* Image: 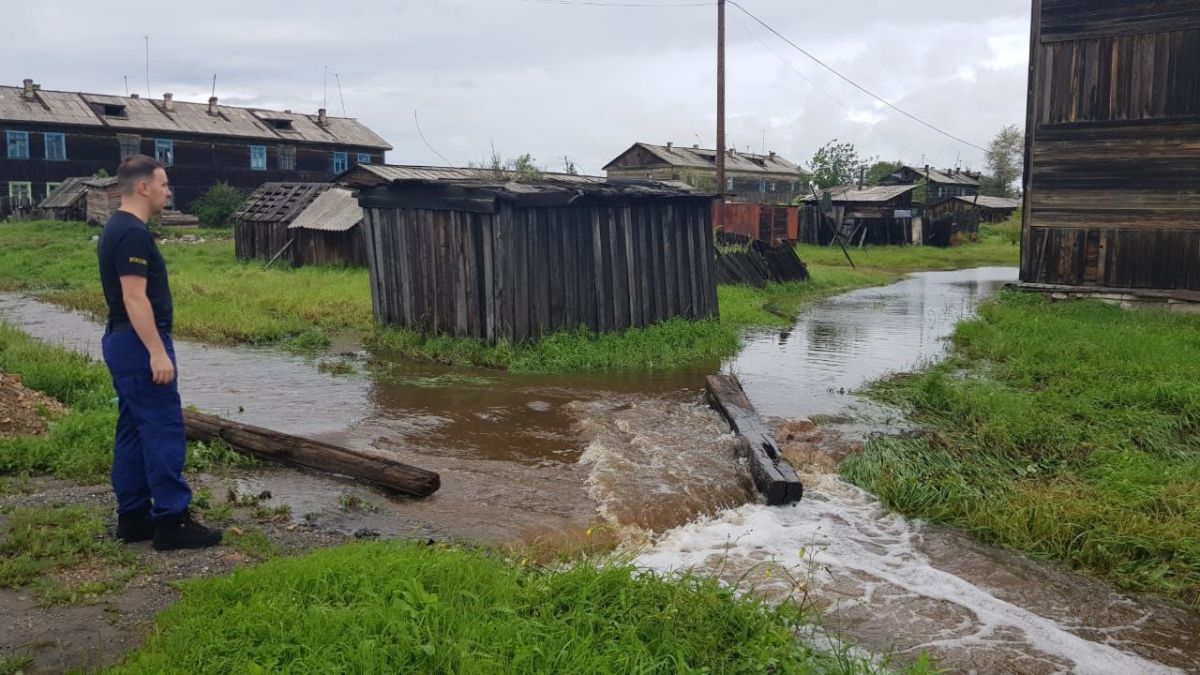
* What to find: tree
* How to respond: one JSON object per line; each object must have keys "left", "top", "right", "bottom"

{"left": 807, "top": 140, "right": 869, "bottom": 190}
{"left": 189, "top": 182, "right": 245, "bottom": 228}
{"left": 468, "top": 143, "right": 545, "bottom": 182}
{"left": 982, "top": 124, "right": 1024, "bottom": 197}
{"left": 864, "top": 160, "right": 904, "bottom": 186}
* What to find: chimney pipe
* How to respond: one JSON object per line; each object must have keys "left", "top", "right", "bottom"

{"left": 22, "top": 79, "right": 34, "bottom": 98}
{"left": 208, "top": 96, "right": 218, "bottom": 115}
{"left": 163, "top": 92, "right": 174, "bottom": 112}
{"left": 131, "top": 93, "right": 139, "bottom": 99}
{"left": 768, "top": 151, "right": 776, "bottom": 160}
{"left": 666, "top": 141, "right": 673, "bottom": 152}
{"left": 317, "top": 108, "right": 328, "bottom": 125}
{"left": 692, "top": 143, "right": 699, "bottom": 149}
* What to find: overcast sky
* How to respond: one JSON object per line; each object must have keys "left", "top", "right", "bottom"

{"left": 4, "top": 0, "right": 1030, "bottom": 174}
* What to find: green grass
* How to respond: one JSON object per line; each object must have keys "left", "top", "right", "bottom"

{"left": 1, "top": 221, "right": 1016, "bottom": 373}
{"left": 843, "top": 292, "right": 1200, "bottom": 605}
{"left": 110, "top": 541, "right": 931, "bottom": 674}
{"left": 0, "top": 505, "right": 134, "bottom": 604}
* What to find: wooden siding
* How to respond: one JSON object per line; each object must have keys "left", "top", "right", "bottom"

{"left": 1022, "top": 0, "right": 1200, "bottom": 290}
{"left": 291, "top": 228, "right": 367, "bottom": 267}
{"left": 362, "top": 200, "right": 718, "bottom": 344}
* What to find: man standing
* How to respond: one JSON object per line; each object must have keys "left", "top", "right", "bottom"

{"left": 98, "top": 154, "right": 221, "bottom": 550}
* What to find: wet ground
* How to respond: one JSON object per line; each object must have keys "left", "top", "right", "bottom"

{"left": 3, "top": 267, "right": 1199, "bottom": 674}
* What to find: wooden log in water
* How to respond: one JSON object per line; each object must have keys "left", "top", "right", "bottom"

{"left": 183, "top": 410, "right": 440, "bottom": 498}
{"left": 705, "top": 375, "right": 803, "bottom": 506}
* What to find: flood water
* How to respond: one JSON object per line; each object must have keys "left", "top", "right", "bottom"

{"left": 3, "top": 266, "right": 1198, "bottom": 674}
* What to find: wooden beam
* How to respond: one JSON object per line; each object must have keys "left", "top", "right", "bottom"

{"left": 704, "top": 375, "right": 803, "bottom": 505}
{"left": 183, "top": 410, "right": 440, "bottom": 498}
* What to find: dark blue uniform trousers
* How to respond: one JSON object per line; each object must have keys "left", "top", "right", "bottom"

{"left": 102, "top": 329, "right": 192, "bottom": 520}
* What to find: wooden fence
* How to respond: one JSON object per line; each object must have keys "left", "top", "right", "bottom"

{"left": 713, "top": 232, "right": 810, "bottom": 287}
{"left": 358, "top": 181, "right": 718, "bottom": 344}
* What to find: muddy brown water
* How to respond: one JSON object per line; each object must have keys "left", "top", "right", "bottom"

{"left": 4, "top": 267, "right": 1199, "bottom": 674}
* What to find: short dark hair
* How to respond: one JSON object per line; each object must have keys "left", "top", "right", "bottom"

{"left": 117, "top": 154, "right": 165, "bottom": 193}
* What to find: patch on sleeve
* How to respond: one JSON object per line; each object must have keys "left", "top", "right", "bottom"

{"left": 128, "top": 256, "right": 147, "bottom": 265}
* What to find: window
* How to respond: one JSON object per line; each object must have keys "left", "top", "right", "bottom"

{"left": 357, "top": 152, "right": 372, "bottom": 165}
{"left": 769, "top": 182, "right": 776, "bottom": 192}
{"left": 250, "top": 145, "right": 267, "bottom": 171}
{"left": 46, "top": 182, "right": 62, "bottom": 199}
{"left": 725, "top": 177, "right": 734, "bottom": 191}
{"left": 118, "top": 134, "right": 141, "bottom": 160}
{"left": 154, "top": 139, "right": 174, "bottom": 167}
{"left": 44, "top": 132, "right": 66, "bottom": 161}
{"left": 279, "top": 145, "right": 296, "bottom": 171}
{"left": 8, "top": 182, "right": 33, "bottom": 207}
{"left": 6, "top": 131, "right": 29, "bottom": 159}
{"left": 332, "top": 151, "right": 348, "bottom": 174}
{"left": 937, "top": 186, "right": 944, "bottom": 198}
{"left": 267, "top": 119, "right": 293, "bottom": 131}
{"left": 102, "top": 104, "right": 127, "bottom": 117}
{"left": 758, "top": 178, "right": 766, "bottom": 193}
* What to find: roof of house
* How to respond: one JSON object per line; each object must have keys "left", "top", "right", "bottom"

{"left": 37, "top": 176, "right": 91, "bottom": 209}
{"left": 806, "top": 184, "right": 917, "bottom": 204}
{"left": 350, "top": 175, "right": 710, "bottom": 213}
{"left": 232, "top": 183, "right": 334, "bottom": 223}
{"left": 337, "top": 163, "right": 609, "bottom": 186}
{"left": 0, "top": 83, "right": 391, "bottom": 150}
{"left": 953, "top": 195, "right": 1021, "bottom": 209}
{"left": 898, "top": 166, "right": 981, "bottom": 186}
{"left": 603, "top": 142, "right": 807, "bottom": 176}
{"left": 288, "top": 187, "right": 362, "bottom": 232}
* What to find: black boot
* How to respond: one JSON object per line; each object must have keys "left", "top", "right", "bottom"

{"left": 153, "top": 509, "right": 223, "bottom": 551}
{"left": 116, "top": 508, "right": 155, "bottom": 543}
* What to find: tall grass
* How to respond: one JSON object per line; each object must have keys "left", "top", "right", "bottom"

{"left": 843, "top": 292, "right": 1200, "bottom": 605}
{"left": 110, "top": 541, "right": 931, "bottom": 674}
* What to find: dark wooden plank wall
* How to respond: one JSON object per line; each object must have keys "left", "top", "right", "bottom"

{"left": 361, "top": 200, "right": 718, "bottom": 343}
{"left": 1022, "top": 0, "right": 1200, "bottom": 290}
{"left": 291, "top": 228, "right": 367, "bottom": 267}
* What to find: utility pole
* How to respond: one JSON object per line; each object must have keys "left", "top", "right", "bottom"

{"left": 715, "top": 0, "right": 726, "bottom": 228}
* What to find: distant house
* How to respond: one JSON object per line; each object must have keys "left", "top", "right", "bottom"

{"left": 930, "top": 195, "right": 1021, "bottom": 224}
{"left": 604, "top": 142, "right": 808, "bottom": 204}
{"left": 801, "top": 184, "right": 917, "bottom": 246}
{"left": 0, "top": 79, "right": 390, "bottom": 217}
{"left": 881, "top": 165, "right": 981, "bottom": 201}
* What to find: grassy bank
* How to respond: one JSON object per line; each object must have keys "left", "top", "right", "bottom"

{"left": 0, "top": 221, "right": 1017, "bottom": 372}
{"left": 843, "top": 293, "right": 1200, "bottom": 606}
{"left": 110, "top": 541, "right": 926, "bottom": 674}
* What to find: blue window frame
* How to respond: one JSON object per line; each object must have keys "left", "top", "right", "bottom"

{"left": 44, "top": 133, "right": 66, "bottom": 161}
{"left": 332, "top": 151, "right": 348, "bottom": 174}
{"left": 357, "top": 153, "right": 371, "bottom": 165}
{"left": 154, "top": 139, "right": 174, "bottom": 167}
{"left": 6, "top": 131, "right": 29, "bottom": 159}
{"left": 250, "top": 145, "right": 267, "bottom": 171}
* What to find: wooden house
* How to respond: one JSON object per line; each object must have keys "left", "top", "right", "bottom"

{"left": 604, "top": 142, "right": 809, "bottom": 205}
{"left": 345, "top": 175, "right": 718, "bottom": 344}
{"left": 1021, "top": 0, "right": 1200, "bottom": 296}
{"left": 800, "top": 184, "right": 917, "bottom": 246}
{"left": 881, "top": 165, "right": 982, "bottom": 202}
{"left": 1, "top": 79, "right": 390, "bottom": 218}
{"left": 287, "top": 187, "right": 366, "bottom": 267}
{"left": 232, "top": 183, "right": 333, "bottom": 262}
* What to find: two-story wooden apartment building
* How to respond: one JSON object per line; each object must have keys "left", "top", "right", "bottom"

{"left": 604, "top": 142, "right": 809, "bottom": 204}
{"left": 881, "top": 165, "right": 981, "bottom": 202}
{"left": 1, "top": 79, "right": 391, "bottom": 216}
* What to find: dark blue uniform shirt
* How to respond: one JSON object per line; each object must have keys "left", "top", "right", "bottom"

{"left": 97, "top": 211, "right": 173, "bottom": 331}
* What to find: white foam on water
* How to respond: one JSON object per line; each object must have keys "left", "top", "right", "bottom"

{"left": 635, "top": 474, "right": 1183, "bottom": 675}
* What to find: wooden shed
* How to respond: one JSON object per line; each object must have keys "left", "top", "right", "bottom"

{"left": 83, "top": 177, "right": 120, "bottom": 225}
{"left": 1022, "top": 0, "right": 1200, "bottom": 293}
{"left": 287, "top": 187, "right": 366, "bottom": 267}
{"left": 800, "top": 184, "right": 917, "bottom": 246}
{"left": 350, "top": 177, "right": 718, "bottom": 344}
{"left": 232, "top": 182, "right": 331, "bottom": 262}
{"left": 36, "top": 176, "right": 91, "bottom": 221}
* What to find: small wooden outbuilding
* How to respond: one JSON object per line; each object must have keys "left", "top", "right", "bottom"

{"left": 347, "top": 176, "right": 718, "bottom": 344}
{"left": 287, "top": 187, "right": 366, "bottom": 267}
{"left": 83, "top": 177, "right": 120, "bottom": 225}
{"left": 36, "top": 176, "right": 91, "bottom": 221}
{"left": 232, "top": 183, "right": 332, "bottom": 262}
{"left": 800, "top": 184, "right": 917, "bottom": 246}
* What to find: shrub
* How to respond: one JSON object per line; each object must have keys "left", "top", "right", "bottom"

{"left": 189, "top": 182, "right": 245, "bottom": 228}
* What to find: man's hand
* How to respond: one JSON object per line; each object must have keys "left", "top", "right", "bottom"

{"left": 150, "top": 351, "right": 176, "bottom": 385}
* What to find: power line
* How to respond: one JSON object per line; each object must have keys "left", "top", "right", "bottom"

{"left": 727, "top": 0, "right": 986, "bottom": 153}
{"left": 414, "top": 109, "right": 454, "bottom": 167}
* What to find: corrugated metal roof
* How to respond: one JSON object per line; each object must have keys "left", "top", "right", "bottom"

{"left": 908, "top": 166, "right": 981, "bottom": 186}
{"left": 288, "top": 188, "right": 362, "bottom": 232}
{"left": 233, "top": 183, "right": 333, "bottom": 223}
{"left": 808, "top": 184, "right": 916, "bottom": 203}
{"left": 337, "top": 164, "right": 609, "bottom": 186}
{"left": 954, "top": 195, "right": 1021, "bottom": 209}
{"left": 0, "top": 85, "right": 391, "bottom": 150}
{"left": 37, "top": 176, "right": 91, "bottom": 209}
{"left": 603, "top": 142, "right": 807, "bottom": 176}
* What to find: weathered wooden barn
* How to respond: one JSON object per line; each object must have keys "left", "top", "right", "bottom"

{"left": 287, "top": 187, "right": 366, "bottom": 267}
{"left": 36, "top": 175, "right": 90, "bottom": 221}
{"left": 347, "top": 176, "right": 718, "bottom": 344}
{"left": 800, "top": 185, "right": 917, "bottom": 246}
{"left": 83, "top": 177, "right": 120, "bottom": 224}
{"left": 232, "top": 183, "right": 332, "bottom": 262}
{"left": 1, "top": 79, "right": 390, "bottom": 217}
{"left": 1022, "top": 0, "right": 1200, "bottom": 294}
